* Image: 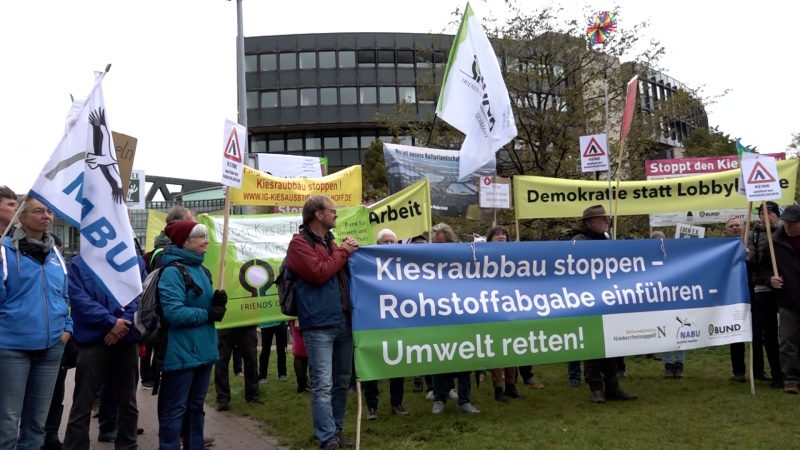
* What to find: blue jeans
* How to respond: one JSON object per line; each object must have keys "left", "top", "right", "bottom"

{"left": 158, "top": 365, "right": 213, "bottom": 450}
{"left": 0, "top": 340, "right": 65, "bottom": 450}
{"left": 303, "top": 324, "right": 353, "bottom": 448}
{"left": 567, "top": 361, "right": 582, "bottom": 381}
{"left": 663, "top": 351, "right": 685, "bottom": 364}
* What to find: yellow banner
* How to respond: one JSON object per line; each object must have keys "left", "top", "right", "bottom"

{"left": 514, "top": 159, "right": 798, "bottom": 219}
{"left": 231, "top": 165, "right": 362, "bottom": 207}
{"left": 368, "top": 178, "right": 431, "bottom": 242}
{"left": 145, "top": 210, "right": 167, "bottom": 251}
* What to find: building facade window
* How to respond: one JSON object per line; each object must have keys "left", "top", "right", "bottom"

{"left": 320, "top": 87, "right": 337, "bottom": 105}
{"left": 339, "top": 50, "right": 355, "bottom": 68}
{"left": 246, "top": 91, "right": 258, "bottom": 109}
{"left": 300, "top": 88, "right": 318, "bottom": 106}
{"left": 269, "top": 136, "right": 285, "bottom": 152}
{"left": 397, "top": 50, "right": 414, "bottom": 68}
{"left": 323, "top": 136, "right": 340, "bottom": 149}
{"left": 341, "top": 133, "right": 359, "bottom": 149}
{"left": 279, "top": 52, "right": 296, "bottom": 70}
{"left": 261, "top": 91, "right": 278, "bottom": 108}
{"left": 260, "top": 53, "right": 277, "bottom": 71}
{"left": 340, "top": 87, "right": 357, "bottom": 105}
{"left": 359, "top": 86, "right": 377, "bottom": 104}
{"left": 286, "top": 133, "right": 303, "bottom": 151}
{"left": 280, "top": 89, "right": 298, "bottom": 107}
{"left": 245, "top": 54, "right": 258, "bottom": 73}
{"left": 379, "top": 86, "right": 397, "bottom": 104}
{"left": 299, "top": 52, "right": 316, "bottom": 69}
{"left": 378, "top": 50, "right": 395, "bottom": 68}
{"left": 319, "top": 51, "right": 336, "bottom": 68}
{"left": 398, "top": 86, "right": 416, "bottom": 103}
{"left": 357, "top": 49, "right": 376, "bottom": 67}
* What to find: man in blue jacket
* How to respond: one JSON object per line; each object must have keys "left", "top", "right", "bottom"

{"left": 62, "top": 253, "right": 147, "bottom": 450}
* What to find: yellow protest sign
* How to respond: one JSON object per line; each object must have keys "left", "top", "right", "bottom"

{"left": 514, "top": 159, "right": 798, "bottom": 219}
{"left": 231, "top": 165, "right": 362, "bottom": 207}
{"left": 145, "top": 210, "right": 167, "bottom": 251}
{"left": 368, "top": 178, "right": 431, "bottom": 241}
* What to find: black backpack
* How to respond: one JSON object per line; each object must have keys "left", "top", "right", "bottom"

{"left": 277, "top": 259, "right": 298, "bottom": 316}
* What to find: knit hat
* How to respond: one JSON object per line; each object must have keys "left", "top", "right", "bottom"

{"left": 164, "top": 220, "right": 199, "bottom": 248}
{"left": 757, "top": 201, "right": 781, "bottom": 218}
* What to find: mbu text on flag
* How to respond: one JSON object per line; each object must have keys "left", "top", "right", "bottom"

{"left": 29, "top": 72, "right": 142, "bottom": 307}
{"left": 436, "top": 2, "right": 517, "bottom": 181}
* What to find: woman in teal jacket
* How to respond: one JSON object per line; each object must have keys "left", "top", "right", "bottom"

{"left": 156, "top": 220, "right": 227, "bottom": 450}
{"left": 0, "top": 196, "right": 72, "bottom": 450}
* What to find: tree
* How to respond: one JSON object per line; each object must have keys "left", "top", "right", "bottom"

{"left": 376, "top": 1, "right": 716, "bottom": 240}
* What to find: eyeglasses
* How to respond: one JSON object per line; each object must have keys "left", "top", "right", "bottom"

{"left": 321, "top": 207, "right": 338, "bottom": 216}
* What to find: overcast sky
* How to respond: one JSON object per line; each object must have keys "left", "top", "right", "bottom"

{"left": 1, "top": 0, "right": 796, "bottom": 193}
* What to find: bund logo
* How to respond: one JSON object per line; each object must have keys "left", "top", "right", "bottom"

{"left": 708, "top": 322, "right": 742, "bottom": 336}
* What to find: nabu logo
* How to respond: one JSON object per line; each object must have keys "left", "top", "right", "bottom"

{"left": 675, "top": 316, "right": 700, "bottom": 339}
{"left": 470, "top": 55, "right": 496, "bottom": 132}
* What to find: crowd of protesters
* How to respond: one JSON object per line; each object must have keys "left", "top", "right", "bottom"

{"left": 1, "top": 187, "right": 798, "bottom": 450}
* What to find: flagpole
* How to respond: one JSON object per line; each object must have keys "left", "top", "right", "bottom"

{"left": 216, "top": 188, "right": 233, "bottom": 289}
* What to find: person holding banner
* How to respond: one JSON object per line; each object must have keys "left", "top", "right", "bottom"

{"left": 363, "top": 229, "right": 410, "bottom": 420}
{"left": 0, "top": 196, "right": 72, "bottom": 450}
{"left": 571, "top": 205, "right": 637, "bottom": 403}
{"left": 725, "top": 216, "right": 755, "bottom": 383}
{"left": 286, "top": 195, "right": 359, "bottom": 450}
{"left": 747, "top": 202, "right": 784, "bottom": 388}
{"left": 430, "top": 223, "right": 480, "bottom": 415}
{"left": 484, "top": 226, "right": 524, "bottom": 402}
{"left": 763, "top": 205, "right": 800, "bottom": 394}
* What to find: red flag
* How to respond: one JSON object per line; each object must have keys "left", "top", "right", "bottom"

{"left": 619, "top": 75, "right": 639, "bottom": 141}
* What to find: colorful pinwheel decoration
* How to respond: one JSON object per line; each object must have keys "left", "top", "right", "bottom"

{"left": 587, "top": 11, "right": 617, "bottom": 45}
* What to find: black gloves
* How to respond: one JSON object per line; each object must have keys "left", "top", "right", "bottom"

{"left": 212, "top": 290, "right": 228, "bottom": 306}
{"left": 208, "top": 290, "right": 228, "bottom": 323}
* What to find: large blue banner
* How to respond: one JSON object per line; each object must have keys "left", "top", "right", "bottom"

{"left": 349, "top": 239, "right": 751, "bottom": 381}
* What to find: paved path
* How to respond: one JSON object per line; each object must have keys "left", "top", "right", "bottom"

{"left": 60, "top": 371, "right": 285, "bottom": 449}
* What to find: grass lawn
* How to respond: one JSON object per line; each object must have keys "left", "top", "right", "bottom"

{"left": 211, "top": 345, "right": 798, "bottom": 449}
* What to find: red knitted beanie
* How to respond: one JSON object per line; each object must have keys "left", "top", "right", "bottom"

{"left": 164, "top": 220, "right": 199, "bottom": 248}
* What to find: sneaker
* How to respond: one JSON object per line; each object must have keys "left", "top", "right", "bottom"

{"left": 141, "top": 382, "right": 154, "bottom": 390}
{"left": 590, "top": 390, "right": 606, "bottom": 404}
{"left": 431, "top": 401, "right": 445, "bottom": 414}
{"left": 204, "top": 437, "right": 216, "bottom": 447}
{"left": 366, "top": 407, "right": 378, "bottom": 420}
{"left": 448, "top": 388, "right": 458, "bottom": 400}
{"left": 664, "top": 363, "right": 675, "bottom": 378}
{"left": 324, "top": 440, "right": 340, "bottom": 450}
{"left": 215, "top": 403, "right": 229, "bottom": 412}
{"left": 568, "top": 379, "right": 580, "bottom": 389}
{"left": 458, "top": 402, "right": 480, "bottom": 414}
{"left": 731, "top": 374, "right": 746, "bottom": 383}
{"left": 278, "top": 375, "right": 288, "bottom": 382}
{"left": 97, "top": 433, "right": 117, "bottom": 442}
{"left": 525, "top": 378, "right": 546, "bottom": 389}
{"left": 258, "top": 378, "right": 267, "bottom": 384}
{"left": 784, "top": 383, "right": 799, "bottom": 395}
{"left": 770, "top": 379, "right": 784, "bottom": 389}
{"left": 246, "top": 398, "right": 264, "bottom": 405}
{"left": 673, "top": 363, "right": 684, "bottom": 379}
{"left": 755, "top": 373, "right": 772, "bottom": 381}
{"left": 335, "top": 431, "right": 352, "bottom": 448}
{"left": 391, "top": 404, "right": 410, "bottom": 416}
{"left": 425, "top": 390, "right": 434, "bottom": 401}
{"left": 137, "top": 428, "right": 144, "bottom": 435}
